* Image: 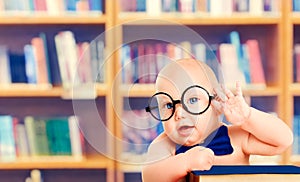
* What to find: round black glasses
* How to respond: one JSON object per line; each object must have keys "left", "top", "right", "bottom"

{"left": 145, "top": 85, "right": 215, "bottom": 121}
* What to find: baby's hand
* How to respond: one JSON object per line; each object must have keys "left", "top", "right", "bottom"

{"left": 211, "top": 82, "right": 251, "bottom": 126}
{"left": 184, "top": 146, "right": 214, "bottom": 171}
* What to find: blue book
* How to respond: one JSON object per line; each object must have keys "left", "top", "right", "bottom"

{"left": 136, "top": 0, "right": 146, "bottom": 11}
{"left": 24, "top": 44, "right": 37, "bottom": 84}
{"left": 65, "top": 0, "right": 78, "bottom": 11}
{"left": 0, "top": 115, "right": 16, "bottom": 162}
{"left": 293, "top": 115, "right": 299, "bottom": 155}
{"left": 88, "top": 0, "right": 103, "bottom": 12}
{"left": 228, "top": 31, "right": 251, "bottom": 84}
{"left": 9, "top": 53, "right": 27, "bottom": 83}
{"left": 294, "top": 0, "right": 300, "bottom": 12}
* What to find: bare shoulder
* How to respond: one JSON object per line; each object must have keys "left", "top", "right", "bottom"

{"left": 146, "top": 132, "right": 175, "bottom": 163}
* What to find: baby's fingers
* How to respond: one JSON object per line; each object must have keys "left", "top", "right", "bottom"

{"left": 211, "top": 100, "right": 224, "bottom": 115}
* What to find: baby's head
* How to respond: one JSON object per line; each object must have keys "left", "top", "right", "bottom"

{"left": 152, "top": 58, "right": 220, "bottom": 146}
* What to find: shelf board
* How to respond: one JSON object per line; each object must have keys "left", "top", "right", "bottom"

{"left": 117, "top": 12, "right": 281, "bottom": 25}
{"left": 0, "top": 155, "right": 113, "bottom": 169}
{"left": 0, "top": 83, "right": 108, "bottom": 97}
{"left": 0, "top": 13, "right": 107, "bottom": 24}
{"left": 119, "top": 84, "right": 280, "bottom": 97}
{"left": 291, "top": 12, "right": 300, "bottom": 24}
{"left": 289, "top": 84, "right": 300, "bottom": 95}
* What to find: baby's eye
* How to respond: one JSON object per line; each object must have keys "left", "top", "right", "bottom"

{"left": 163, "top": 102, "right": 173, "bottom": 109}
{"left": 188, "top": 97, "right": 199, "bottom": 104}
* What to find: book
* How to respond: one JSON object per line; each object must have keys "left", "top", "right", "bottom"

{"left": 245, "top": 39, "right": 266, "bottom": 87}
{"left": 15, "top": 123, "right": 30, "bottom": 157}
{"left": 24, "top": 116, "right": 49, "bottom": 156}
{"left": 68, "top": 116, "right": 84, "bottom": 158}
{"left": 0, "top": 115, "right": 16, "bottom": 162}
{"left": 0, "top": 45, "right": 11, "bottom": 85}
{"left": 294, "top": 44, "right": 300, "bottom": 83}
{"left": 249, "top": 0, "right": 263, "bottom": 15}
{"left": 146, "top": 0, "right": 161, "bottom": 16}
{"left": 46, "top": 117, "right": 71, "bottom": 155}
{"left": 193, "top": 43, "right": 206, "bottom": 62}
{"left": 196, "top": 0, "right": 207, "bottom": 13}
{"left": 228, "top": 31, "right": 251, "bottom": 83}
{"left": 24, "top": 44, "right": 37, "bottom": 84}
{"left": 88, "top": 0, "right": 103, "bottom": 13}
{"left": 77, "top": 42, "right": 93, "bottom": 83}
{"left": 31, "top": 36, "right": 51, "bottom": 86}
{"left": 55, "top": 31, "right": 79, "bottom": 89}
{"left": 9, "top": 52, "right": 27, "bottom": 83}
{"left": 219, "top": 43, "right": 246, "bottom": 88}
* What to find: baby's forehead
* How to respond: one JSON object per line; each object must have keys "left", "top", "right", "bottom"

{"left": 156, "top": 60, "right": 213, "bottom": 95}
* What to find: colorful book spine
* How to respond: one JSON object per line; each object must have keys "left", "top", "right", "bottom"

{"left": 246, "top": 39, "right": 266, "bottom": 87}
{"left": 0, "top": 115, "right": 16, "bottom": 162}
{"left": 0, "top": 45, "right": 11, "bottom": 84}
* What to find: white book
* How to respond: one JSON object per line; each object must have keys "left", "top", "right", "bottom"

{"left": 146, "top": 0, "right": 162, "bottom": 16}
{"left": 223, "top": 0, "right": 233, "bottom": 16}
{"left": 45, "top": 0, "right": 60, "bottom": 15}
{"left": 193, "top": 43, "right": 206, "bottom": 62}
{"left": 249, "top": 0, "right": 264, "bottom": 15}
{"left": 55, "top": 33, "right": 69, "bottom": 88}
{"left": 0, "top": 45, "right": 11, "bottom": 84}
{"left": 68, "top": 116, "right": 83, "bottom": 159}
{"left": 210, "top": 0, "right": 223, "bottom": 16}
{"left": 180, "top": 41, "right": 192, "bottom": 58}
{"left": 16, "top": 123, "right": 30, "bottom": 157}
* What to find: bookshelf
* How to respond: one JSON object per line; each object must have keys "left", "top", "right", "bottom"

{"left": 284, "top": 0, "right": 300, "bottom": 166}
{"left": 2, "top": 0, "right": 300, "bottom": 182}
{"left": 0, "top": 0, "right": 115, "bottom": 182}
{"left": 113, "top": 0, "right": 289, "bottom": 182}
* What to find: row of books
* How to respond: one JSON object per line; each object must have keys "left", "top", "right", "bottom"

{"left": 0, "top": 0, "right": 103, "bottom": 15}
{"left": 0, "top": 115, "right": 84, "bottom": 162}
{"left": 120, "top": 0, "right": 279, "bottom": 16}
{"left": 122, "top": 110, "right": 163, "bottom": 156}
{"left": 0, "top": 31, "right": 105, "bottom": 89}
{"left": 120, "top": 31, "right": 266, "bottom": 89}
{"left": 293, "top": 115, "right": 300, "bottom": 155}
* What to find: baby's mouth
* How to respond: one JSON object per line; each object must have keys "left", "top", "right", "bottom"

{"left": 178, "top": 125, "right": 195, "bottom": 136}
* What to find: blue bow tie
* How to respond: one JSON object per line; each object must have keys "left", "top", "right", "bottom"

{"left": 175, "top": 125, "right": 234, "bottom": 156}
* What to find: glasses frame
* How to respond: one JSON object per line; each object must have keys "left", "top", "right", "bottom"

{"left": 145, "top": 85, "right": 215, "bottom": 121}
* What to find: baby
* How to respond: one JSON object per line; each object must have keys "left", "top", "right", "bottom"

{"left": 142, "top": 58, "right": 293, "bottom": 182}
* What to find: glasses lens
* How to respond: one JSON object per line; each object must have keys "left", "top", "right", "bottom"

{"left": 182, "top": 86, "right": 210, "bottom": 114}
{"left": 148, "top": 93, "right": 174, "bottom": 121}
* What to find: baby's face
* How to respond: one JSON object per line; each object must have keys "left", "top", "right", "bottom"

{"left": 156, "top": 60, "right": 219, "bottom": 146}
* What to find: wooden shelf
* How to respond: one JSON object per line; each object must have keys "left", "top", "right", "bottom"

{"left": 291, "top": 12, "right": 300, "bottom": 24}
{"left": 117, "top": 12, "right": 281, "bottom": 25}
{"left": 0, "top": 14, "right": 107, "bottom": 24}
{"left": 119, "top": 84, "right": 281, "bottom": 97}
{"left": 0, "top": 155, "right": 113, "bottom": 169}
{"left": 0, "top": 84, "right": 108, "bottom": 97}
{"left": 289, "top": 84, "right": 300, "bottom": 95}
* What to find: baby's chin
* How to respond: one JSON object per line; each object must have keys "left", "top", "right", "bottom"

{"left": 170, "top": 133, "right": 203, "bottom": 146}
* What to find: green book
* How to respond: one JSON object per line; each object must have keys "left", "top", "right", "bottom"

{"left": 46, "top": 117, "right": 71, "bottom": 156}
{"left": 24, "top": 116, "right": 50, "bottom": 156}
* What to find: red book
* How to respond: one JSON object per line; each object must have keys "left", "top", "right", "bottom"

{"left": 245, "top": 39, "right": 266, "bottom": 86}
{"left": 31, "top": 37, "right": 50, "bottom": 85}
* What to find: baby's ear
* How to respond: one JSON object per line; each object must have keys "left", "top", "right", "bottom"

{"left": 211, "top": 99, "right": 223, "bottom": 116}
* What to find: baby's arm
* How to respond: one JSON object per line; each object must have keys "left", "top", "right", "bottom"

{"left": 212, "top": 82, "right": 293, "bottom": 155}
{"left": 142, "top": 134, "right": 214, "bottom": 182}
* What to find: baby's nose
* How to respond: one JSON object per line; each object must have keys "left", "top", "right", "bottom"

{"left": 174, "top": 104, "right": 186, "bottom": 120}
